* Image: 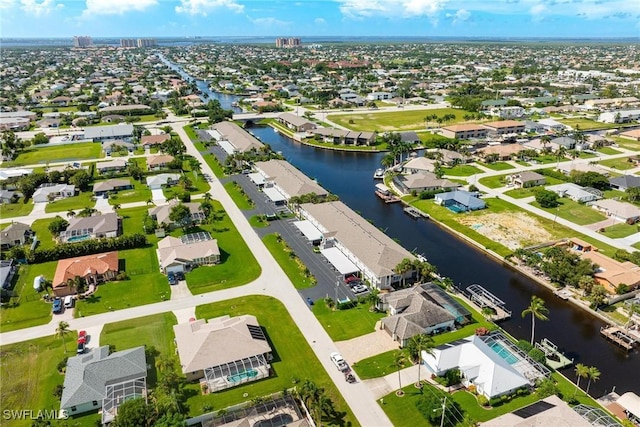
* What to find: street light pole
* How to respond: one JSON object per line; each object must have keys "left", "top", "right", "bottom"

{"left": 439, "top": 396, "right": 447, "bottom": 427}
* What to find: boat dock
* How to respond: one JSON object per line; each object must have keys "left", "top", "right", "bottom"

{"left": 600, "top": 326, "right": 638, "bottom": 351}
{"left": 554, "top": 288, "right": 572, "bottom": 300}
{"left": 375, "top": 183, "right": 401, "bottom": 204}
{"left": 535, "top": 338, "right": 573, "bottom": 370}
{"left": 466, "top": 284, "right": 512, "bottom": 321}
{"left": 404, "top": 206, "right": 429, "bottom": 219}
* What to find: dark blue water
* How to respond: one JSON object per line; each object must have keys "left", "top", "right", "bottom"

{"left": 248, "top": 125, "right": 640, "bottom": 398}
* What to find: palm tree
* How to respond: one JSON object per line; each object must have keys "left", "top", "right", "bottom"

{"left": 585, "top": 366, "right": 600, "bottom": 395}
{"left": 574, "top": 363, "right": 589, "bottom": 396}
{"left": 112, "top": 203, "right": 121, "bottom": 213}
{"left": 66, "top": 209, "right": 76, "bottom": 219}
{"left": 521, "top": 295, "right": 549, "bottom": 345}
{"left": 392, "top": 350, "right": 406, "bottom": 395}
{"left": 55, "top": 321, "right": 71, "bottom": 353}
{"left": 406, "top": 334, "right": 434, "bottom": 388}
{"left": 394, "top": 258, "right": 415, "bottom": 288}
{"left": 365, "top": 288, "right": 381, "bottom": 312}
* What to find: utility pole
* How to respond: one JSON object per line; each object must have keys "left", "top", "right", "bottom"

{"left": 439, "top": 396, "right": 447, "bottom": 427}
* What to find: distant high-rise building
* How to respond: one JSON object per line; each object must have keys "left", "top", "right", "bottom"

{"left": 73, "top": 36, "right": 93, "bottom": 48}
{"left": 137, "top": 38, "right": 156, "bottom": 48}
{"left": 120, "top": 38, "right": 157, "bottom": 48}
{"left": 120, "top": 38, "right": 137, "bottom": 48}
{"left": 275, "top": 37, "right": 301, "bottom": 48}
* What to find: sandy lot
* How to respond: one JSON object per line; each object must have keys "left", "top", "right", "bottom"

{"left": 458, "top": 211, "right": 552, "bottom": 250}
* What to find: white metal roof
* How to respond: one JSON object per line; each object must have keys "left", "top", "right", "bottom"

{"left": 248, "top": 173, "right": 265, "bottom": 185}
{"left": 293, "top": 220, "right": 323, "bottom": 242}
{"left": 263, "top": 187, "right": 286, "bottom": 203}
{"left": 320, "top": 247, "right": 359, "bottom": 275}
{"left": 618, "top": 392, "right": 640, "bottom": 418}
{"left": 217, "top": 139, "right": 236, "bottom": 155}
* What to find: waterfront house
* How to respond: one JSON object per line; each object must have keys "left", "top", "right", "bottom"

{"left": 402, "top": 157, "right": 437, "bottom": 174}
{"left": 440, "top": 124, "right": 488, "bottom": 140}
{"left": 482, "top": 120, "right": 526, "bottom": 137}
{"left": 209, "top": 121, "right": 264, "bottom": 154}
{"left": 277, "top": 112, "right": 316, "bottom": 132}
{"left": 435, "top": 191, "right": 486, "bottom": 212}
{"left": 254, "top": 159, "right": 328, "bottom": 203}
{"left": 393, "top": 172, "right": 460, "bottom": 195}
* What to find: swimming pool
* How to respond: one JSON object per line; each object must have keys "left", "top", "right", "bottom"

{"left": 227, "top": 369, "right": 258, "bottom": 383}
{"left": 447, "top": 204, "right": 467, "bottom": 213}
{"left": 488, "top": 341, "right": 519, "bottom": 364}
{"left": 67, "top": 234, "right": 91, "bottom": 243}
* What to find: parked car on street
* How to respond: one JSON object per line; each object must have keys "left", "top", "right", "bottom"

{"left": 330, "top": 352, "right": 349, "bottom": 372}
{"left": 306, "top": 297, "right": 314, "bottom": 306}
{"left": 77, "top": 341, "right": 85, "bottom": 354}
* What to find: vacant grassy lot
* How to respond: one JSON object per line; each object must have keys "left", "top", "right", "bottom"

{"left": 5, "top": 142, "right": 103, "bottom": 166}
{"left": 0, "top": 200, "right": 33, "bottom": 218}
{"left": 441, "top": 164, "right": 483, "bottom": 177}
{"left": 192, "top": 296, "right": 358, "bottom": 425}
{"left": 598, "top": 146, "right": 622, "bottom": 155}
{"left": 531, "top": 198, "right": 606, "bottom": 225}
{"left": 328, "top": 108, "right": 475, "bottom": 132}
{"left": 482, "top": 161, "right": 515, "bottom": 171}
{"left": 30, "top": 217, "right": 59, "bottom": 249}
{"left": 0, "top": 262, "right": 56, "bottom": 332}
{"left": 478, "top": 174, "right": 508, "bottom": 189}
{"left": 262, "top": 233, "right": 315, "bottom": 290}
{"left": 224, "top": 181, "right": 254, "bottom": 210}
{"left": 599, "top": 156, "right": 636, "bottom": 171}
{"left": 602, "top": 222, "right": 639, "bottom": 238}
{"left": 610, "top": 136, "right": 640, "bottom": 152}
{"left": 312, "top": 297, "right": 385, "bottom": 342}
{"left": 107, "top": 179, "right": 151, "bottom": 205}
{"left": 558, "top": 118, "right": 618, "bottom": 131}
{"left": 45, "top": 191, "right": 96, "bottom": 213}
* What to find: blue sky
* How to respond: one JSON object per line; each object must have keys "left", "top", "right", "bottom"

{"left": 1, "top": 0, "right": 639, "bottom": 38}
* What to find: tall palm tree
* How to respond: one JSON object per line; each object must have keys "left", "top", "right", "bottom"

{"left": 66, "top": 209, "right": 76, "bottom": 219}
{"left": 55, "top": 321, "right": 71, "bottom": 353}
{"left": 395, "top": 258, "right": 414, "bottom": 288}
{"left": 521, "top": 295, "right": 549, "bottom": 345}
{"left": 407, "top": 334, "right": 434, "bottom": 388}
{"left": 392, "top": 350, "right": 406, "bottom": 395}
{"left": 585, "top": 366, "right": 600, "bottom": 395}
{"left": 574, "top": 363, "right": 589, "bottom": 396}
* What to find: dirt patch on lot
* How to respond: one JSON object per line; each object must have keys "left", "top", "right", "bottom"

{"left": 458, "top": 211, "right": 552, "bottom": 250}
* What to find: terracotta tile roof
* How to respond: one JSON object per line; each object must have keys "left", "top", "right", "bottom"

{"left": 52, "top": 251, "right": 118, "bottom": 289}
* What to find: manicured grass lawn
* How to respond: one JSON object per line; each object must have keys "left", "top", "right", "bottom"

{"left": 106, "top": 179, "right": 151, "bottom": 205}
{"left": 328, "top": 108, "right": 475, "bottom": 132}
{"left": 441, "top": 164, "right": 483, "bottom": 177}
{"left": 530, "top": 199, "right": 606, "bottom": 225}
{"left": 602, "top": 222, "right": 639, "bottom": 238}
{"left": 417, "top": 132, "right": 455, "bottom": 147}
{"left": 185, "top": 201, "right": 261, "bottom": 294}
{"left": 163, "top": 167, "right": 211, "bottom": 199}
{"left": 202, "top": 153, "right": 226, "bottom": 178}
{"left": 531, "top": 155, "right": 559, "bottom": 164}
{"left": 45, "top": 192, "right": 96, "bottom": 213}
{"left": 352, "top": 348, "right": 410, "bottom": 379}
{"left": 224, "top": 181, "right": 255, "bottom": 210}
{"left": 0, "top": 200, "right": 33, "bottom": 218}
{"left": 0, "top": 336, "right": 70, "bottom": 427}
{"left": 0, "top": 262, "right": 55, "bottom": 332}
{"left": 303, "top": 137, "right": 383, "bottom": 152}
{"left": 504, "top": 187, "right": 539, "bottom": 199}
{"left": 478, "top": 174, "right": 508, "bottom": 189}
{"left": 31, "top": 217, "right": 59, "bottom": 249}
{"left": 4, "top": 142, "right": 103, "bottom": 166}
{"left": 610, "top": 136, "right": 640, "bottom": 152}
{"left": 74, "top": 247, "right": 170, "bottom": 318}
{"left": 598, "top": 146, "right": 622, "bottom": 155}
{"left": 249, "top": 215, "right": 270, "bottom": 228}
{"left": 558, "top": 118, "right": 618, "bottom": 131}
{"left": 312, "top": 297, "right": 386, "bottom": 342}
{"left": 262, "top": 233, "right": 315, "bottom": 290}
{"left": 482, "top": 161, "right": 515, "bottom": 171}
{"left": 599, "top": 156, "right": 635, "bottom": 171}
{"left": 100, "top": 312, "right": 177, "bottom": 359}
{"left": 119, "top": 205, "right": 155, "bottom": 237}
{"left": 192, "top": 296, "right": 357, "bottom": 425}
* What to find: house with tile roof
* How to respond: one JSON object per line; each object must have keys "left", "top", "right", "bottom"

{"left": 435, "top": 190, "right": 486, "bottom": 212}
{"left": 156, "top": 233, "right": 220, "bottom": 274}
{"left": 58, "top": 213, "right": 120, "bottom": 243}
{"left": 393, "top": 172, "right": 460, "bottom": 195}
{"left": 52, "top": 251, "right": 118, "bottom": 297}
{"left": 0, "top": 222, "right": 32, "bottom": 249}
{"left": 60, "top": 346, "right": 147, "bottom": 424}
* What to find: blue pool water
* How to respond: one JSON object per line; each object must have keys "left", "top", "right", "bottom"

{"left": 67, "top": 235, "right": 91, "bottom": 243}
{"left": 227, "top": 369, "right": 258, "bottom": 383}
{"left": 489, "top": 341, "right": 519, "bottom": 364}
{"left": 447, "top": 204, "right": 467, "bottom": 213}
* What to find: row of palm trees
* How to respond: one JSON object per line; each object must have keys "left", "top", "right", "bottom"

{"left": 394, "top": 257, "right": 438, "bottom": 288}
{"left": 574, "top": 363, "right": 601, "bottom": 396}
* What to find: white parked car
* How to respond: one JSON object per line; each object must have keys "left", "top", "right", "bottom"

{"left": 352, "top": 284, "right": 369, "bottom": 294}
{"left": 330, "top": 352, "right": 349, "bottom": 372}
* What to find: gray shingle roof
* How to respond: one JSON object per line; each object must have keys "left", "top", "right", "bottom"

{"left": 610, "top": 175, "right": 640, "bottom": 189}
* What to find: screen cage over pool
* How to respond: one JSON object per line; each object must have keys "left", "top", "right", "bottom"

{"left": 203, "top": 354, "right": 270, "bottom": 392}
{"left": 479, "top": 331, "right": 551, "bottom": 383}
{"left": 102, "top": 377, "right": 147, "bottom": 424}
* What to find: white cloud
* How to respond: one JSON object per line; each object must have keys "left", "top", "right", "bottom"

{"left": 339, "top": 0, "right": 447, "bottom": 19}
{"left": 21, "top": 0, "right": 57, "bottom": 16}
{"left": 314, "top": 17, "right": 326, "bottom": 24}
{"left": 82, "top": 0, "right": 157, "bottom": 16}
{"left": 446, "top": 7, "right": 469, "bottom": 23}
{"left": 0, "top": 0, "right": 15, "bottom": 9}
{"left": 175, "top": 0, "right": 244, "bottom": 16}
{"left": 250, "top": 16, "right": 291, "bottom": 26}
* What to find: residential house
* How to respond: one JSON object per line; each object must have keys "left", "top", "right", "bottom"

{"left": 440, "top": 124, "right": 488, "bottom": 140}
{"left": 156, "top": 232, "right": 220, "bottom": 274}
{"left": 551, "top": 136, "right": 576, "bottom": 149}
{"left": 140, "top": 134, "right": 170, "bottom": 147}
{"left": 537, "top": 118, "right": 568, "bottom": 132}
{"left": 609, "top": 175, "right": 640, "bottom": 191}
{"left": 254, "top": 159, "right": 328, "bottom": 203}
{"left": 378, "top": 283, "right": 471, "bottom": 346}
{"left": 435, "top": 191, "right": 486, "bottom": 212}
{"left": 148, "top": 200, "right": 205, "bottom": 229}
{"left": 92, "top": 179, "right": 133, "bottom": 197}
{"left": 311, "top": 128, "right": 348, "bottom": 144}
{"left": 344, "top": 130, "right": 376, "bottom": 145}
{"left": 482, "top": 120, "right": 526, "bottom": 137}
{"left": 403, "top": 157, "right": 437, "bottom": 174}
{"left": 32, "top": 183, "right": 76, "bottom": 203}
{"left": 399, "top": 131, "right": 421, "bottom": 145}
{"left": 0, "top": 222, "right": 33, "bottom": 249}
{"left": 591, "top": 199, "right": 640, "bottom": 224}
{"left": 209, "top": 121, "right": 264, "bottom": 154}
{"left": 0, "top": 259, "right": 17, "bottom": 290}
{"left": 146, "top": 173, "right": 180, "bottom": 190}
{"left": 103, "top": 139, "right": 135, "bottom": 155}
{"left": 488, "top": 106, "right": 525, "bottom": 119}
{"left": 557, "top": 162, "right": 608, "bottom": 176}
{"left": 84, "top": 123, "right": 134, "bottom": 142}
{"left": 393, "top": 172, "right": 460, "bottom": 195}
{"left": 147, "top": 155, "right": 175, "bottom": 171}
{"left": 476, "top": 144, "right": 524, "bottom": 161}
{"left": 277, "top": 112, "right": 317, "bottom": 132}
{"left": 547, "top": 183, "right": 601, "bottom": 203}
{"left": 366, "top": 91, "right": 393, "bottom": 101}
{"left": 58, "top": 213, "right": 120, "bottom": 243}
{"left": 173, "top": 315, "right": 272, "bottom": 391}
{"left": 0, "top": 189, "right": 19, "bottom": 204}
{"left": 439, "top": 149, "right": 469, "bottom": 166}
{"left": 509, "top": 171, "right": 546, "bottom": 188}
{"left": 598, "top": 109, "right": 640, "bottom": 124}
{"left": 96, "top": 159, "right": 128, "bottom": 175}
{"left": 482, "top": 395, "right": 595, "bottom": 427}
{"left": 60, "top": 346, "right": 147, "bottom": 424}
{"left": 299, "top": 201, "right": 416, "bottom": 289}
{"left": 52, "top": 251, "right": 119, "bottom": 296}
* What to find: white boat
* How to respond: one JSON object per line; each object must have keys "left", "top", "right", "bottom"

{"left": 373, "top": 168, "right": 384, "bottom": 179}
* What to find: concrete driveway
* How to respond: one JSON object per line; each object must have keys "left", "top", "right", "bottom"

{"left": 336, "top": 326, "right": 400, "bottom": 364}
{"left": 151, "top": 188, "right": 166, "bottom": 204}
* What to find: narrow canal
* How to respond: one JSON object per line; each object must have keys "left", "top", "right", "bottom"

{"left": 159, "top": 54, "right": 639, "bottom": 397}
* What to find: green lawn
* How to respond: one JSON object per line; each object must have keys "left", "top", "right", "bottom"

{"left": 312, "top": 298, "right": 385, "bottom": 341}
{"left": 0, "top": 336, "right": 70, "bottom": 427}
{"left": 4, "top": 142, "right": 103, "bottom": 166}
{"left": 119, "top": 205, "right": 154, "bottom": 237}
{"left": 478, "top": 174, "right": 508, "bottom": 189}
{"left": 482, "top": 162, "right": 515, "bottom": 171}
{"left": 262, "top": 233, "right": 315, "bottom": 290}
{"left": 610, "top": 136, "right": 640, "bottom": 152}
{"left": 601, "top": 222, "right": 639, "bottom": 238}
{"left": 504, "top": 187, "right": 540, "bottom": 199}
{"left": 0, "top": 262, "right": 55, "bottom": 332}
{"left": 31, "top": 217, "right": 59, "bottom": 249}
{"left": 303, "top": 137, "right": 383, "bottom": 152}
{"left": 441, "top": 164, "right": 483, "bottom": 177}
{"left": 202, "top": 153, "right": 226, "bottom": 178}
{"left": 74, "top": 247, "right": 170, "bottom": 318}
{"left": 328, "top": 108, "right": 476, "bottom": 132}
{"left": 249, "top": 215, "right": 270, "bottom": 228}
{"left": 531, "top": 199, "right": 607, "bottom": 225}
{"left": 192, "top": 296, "right": 358, "bottom": 425}
{"left": 0, "top": 200, "right": 33, "bottom": 218}
{"left": 163, "top": 169, "right": 211, "bottom": 199}
{"left": 185, "top": 201, "right": 261, "bottom": 294}
{"left": 558, "top": 118, "right": 618, "bottom": 131}
{"left": 224, "top": 181, "right": 255, "bottom": 210}
{"left": 352, "top": 348, "right": 410, "bottom": 380}
{"left": 599, "top": 157, "right": 636, "bottom": 171}
{"left": 598, "top": 146, "right": 622, "bottom": 155}
{"left": 45, "top": 192, "right": 96, "bottom": 213}
{"left": 106, "top": 179, "right": 151, "bottom": 205}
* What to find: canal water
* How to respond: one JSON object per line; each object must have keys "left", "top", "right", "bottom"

{"left": 247, "top": 125, "right": 640, "bottom": 398}
{"left": 160, "top": 56, "right": 639, "bottom": 397}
